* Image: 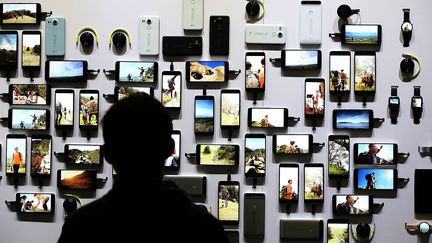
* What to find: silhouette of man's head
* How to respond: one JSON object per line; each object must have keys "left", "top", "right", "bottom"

{"left": 102, "top": 93, "right": 173, "bottom": 180}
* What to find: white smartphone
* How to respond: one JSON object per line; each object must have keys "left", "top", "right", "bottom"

{"left": 45, "top": 16, "right": 65, "bottom": 56}
{"left": 182, "top": 0, "right": 203, "bottom": 30}
{"left": 245, "top": 24, "right": 286, "bottom": 44}
{"left": 139, "top": 16, "right": 160, "bottom": 55}
{"left": 299, "top": 1, "right": 322, "bottom": 45}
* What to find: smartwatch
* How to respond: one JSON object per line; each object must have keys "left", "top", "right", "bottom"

{"left": 405, "top": 222, "right": 432, "bottom": 234}
{"left": 388, "top": 86, "right": 400, "bottom": 124}
{"left": 401, "top": 9, "right": 413, "bottom": 47}
{"left": 411, "top": 86, "right": 423, "bottom": 124}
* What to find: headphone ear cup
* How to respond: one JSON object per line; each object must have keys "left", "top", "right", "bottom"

{"left": 356, "top": 223, "right": 371, "bottom": 238}
{"left": 246, "top": 1, "right": 260, "bottom": 17}
{"left": 63, "top": 198, "right": 78, "bottom": 214}
{"left": 112, "top": 32, "right": 127, "bottom": 48}
{"left": 337, "top": 4, "right": 353, "bottom": 19}
{"left": 80, "top": 32, "right": 94, "bottom": 47}
{"left": 400, "top": 58, "right": 415, "bottom": 75}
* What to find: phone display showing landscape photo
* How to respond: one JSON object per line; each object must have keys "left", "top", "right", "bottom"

{"left": 12, "top": 84, "right": 48, "bottom": 105}
{"left": 334, "top": 195, "right": 370, "bottom": 215}
{"left": 2, "top": 4, "right": 38, "bottom": 24}
{"left": 250, "top": 108, "right": 285, "bottom": 128}
{"left": 116, "top": 87, "right": 152, "bottom": 101}
{"left": 355, "top": 144, "right": 395, "bottom": 165}
{"left": 11, "top": 109, "right": 47, "bottom": 130}
{"left": 199, "top": 144, "right": 237, "bottom": 165}
{"left": 118, "top": 62, "right": 155, "bottom": 82}
{"left": 79, "top": 92, "right": 98, "bottom": 127}
{"left": 221, "top": 92, "right": 240, "bottom": 127}
{"left": 284, "top": 50, "right": 319, "bottom": 68}
{"left": 279, "top": 166, "right": 298, "bottom": 202}
{"left": 188, "top": 61, "right": 226, "bottom": 82}
{"left": 194, "top": 98, "right": 214, "bottom": 134}
{"left": 356, "top": 168, "right": 395, "bottom": 190}
{"left": 55, "top": 92, "right": 74, "bottom": 126}
{"left": 345, "top": 25, "right": 379, "bottom": 45}
{"left": 18, "top": 193, "right": 53, "bottom": 213}
{"left": 31, "top": 138, "right": 51, "bottom": 175}
{"left": 355, "top": 54, "right": 376, "bottom": 92}
{"left": 328, "top": 137, "right": 349, "bottom": 177}
{"left": 67, "top": 145, "right": 101, "bottom": 165}
{"left": 59, "top": 170, "right": 95, "bottom": 190}
{"left": 304, "top": 166, "right": 324, "bottom": 201}
{"left": 327, "top": 222, "right": 349, "bottom": 243}
{"left": 162, "top": 73, "right": 181, "bottom": 108}
{"left": 6, "top": 137, "right": 26, "bottom": 175}
{"left": 48, "top": 61, "right": 84, "bottom": 79}
{"left": 329, "top": 54, "right": 350, "bottom": 92}
{"left": 245, "top": 136, "right": 265, "bottom": 176}
{"left": 22, "top": 32, "right": 40, "bottom": 67}
{"left": 245, "top": 54, "right": 265, "bottom": 89}
{"left": 334, "top": 110, "right": 371, "bottom": 130}
{"left": 275, "top": 135, "right": 310, "bottom": 154}
{"left": 305, "top": 80, "right": 324, "bottom": 116}
{"left": 0, "top": 32, "right": 17, "bottom": 68}
{"left": 218, "top": 183, "right": 240, "bottom": 222}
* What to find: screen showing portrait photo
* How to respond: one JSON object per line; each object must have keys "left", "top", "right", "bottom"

{"left": 31, "top": 138, "right": 51, "bottom": 175}
{"left": 355, "top": 144, "right": 395, "bottom": 165}
{"left": 12, "top": 84, "right": 48, "bottom": 105}
{"left": 165, "top": 133, "right": 180, "bottom": 168}
{"left": 412, "top": 97, "right": 422, "bottom": 108}
{"left": 199, "top": 145, "right": 237, "bottom": 166}
{"left": 195, "top": 99, "right": 214, "bottom": 133}
{"left": 2, "top": 3, "right": 37, "bottom": 24}
{"left": 328, "top": 138, "right": 350, "bottom": 177}
{"left": 327, "top": 223, "right": 349, "bottom": 243}
{"left": 188, "top": 61, "right": 226, "bottom": 82}
{"left": 11, "top": 109, "right": 47, "bottom": 130}
{"left": 284, "top": 50, "right": 319, "bottom": 68}
{"left": 246, "top": 55, "right": 265, "bottom": 89}
{"left": 305, "top": 81, "right": 324, "bottom": 116}
{"left": 245, "top": 137, "right": 265, "bottom": 176}
{"left": 275, "top": 135, "right": 310, "bottom": 154}
{"left": 59, "top": 170, "right": 96, "bottom": 190}
{"left": 279, "top": 166, "right": 298, "bottom": 202}
{"left": 67, "top": 145, "right": 101, "bottom": 165}
{"left": 48, "top": 61, "right": 84, "bottom": 79}
{"left": 6, "top": 137, "right": 26, "bottom": 175}
{"left": 116, "top": 87, "right": 152, "bottom": 101}
{"left": 0, "top": 32, "right": 17, "bottom": 67}
{"left": 22, "top": 33, "right": 40, "bottom": 67}
{"left": 221, "top": 93, "right": 240, "bottom": 127}
{"left": 55, "top": 92, "right": 74, "bottom": 126}
{"left": 79, "top": 93, "right": 98, "bottom": 127}
{"left": 330, "top": 55, "right": 350, "bottom": 92}
{"left": 304, "top": 166, "right": 324, "bottom": 201}
{"left": 218, "top": 184, "right": 239, "bottom": 222}
{"left": 250, "top": 108, "right": 285, "bottom": 128}
{"left": 335, "top": 195, "right": 370, "bottom": 215}
{"left": 162, "top": 74, "right": 181, "bottom": 108}
{"left": 356, "top": 168, "right": 395, "bottom": 190}
{"left": 354, "top": 55, "right": 376, "bottom": 92}
{"left": 18, "top": 193, "right": 53, "bottom": 213}
{"left": 345, "top": 25, "right": 379, "bottom": 45}
{"left": 119, "top": 62, "right": 155, "bottom": 82}
{"left": 334, "top": 110, "right": 370, "bottom": 130}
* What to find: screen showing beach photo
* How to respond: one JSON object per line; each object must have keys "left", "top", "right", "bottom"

{"left": 279, "top": 166, "right": 298, "bottom": 202}
{"left": 356, "top": 168, "right": 395, "bottom": 190}
{"left": 12, "top": 84, "right": 47, "bottom": 105}
{"left": 162, "top": 74, "right": 181, "bottom": 108}
{"left": 31, "top": 138, "right": 51, "bottom": 175}
{"left": 355, "top": 55, "right": 376, "bottom": 92}
{"left": 335, "top": 195, "right": 370, "bottom": 215}
{"left": 335, "top": 110, "right": 370, "bottom": 129}
{"left": 250, "top": 108, "right": 285, "bottom": 128}
{"left": 305, "top": 80, "right": 324, "bottom": 116}
{"left": 221, "top": 92, "right": 240, "bottom": 127}
{"left": 12, "top": 109, "right": 47, "bottom": 130}
{"left": 188, "top": 61, "right": 226, "bottom": 82}
{"left": 118, "top": 61, "right": 155, "bottom": 82}
{"left": 285, "top": 50, "right": 318, "bottom": 68}
{"left": 22, "top": 33, "right": 40, "bottom": 67}
{"left": 67, "top": 145, "right": 101, "bottom": 165}
{"left": 246, "top": 54, "right": 265, "bottom": 89}
{"left": 49, "top": 61, "right": 84, "bottom": 79}
{"left": 275, "top": 135, "right": 310, "bottom": 154}
{"left": 6, "top": 137, "right": 26, "bottom": 174}
{"left": 355, "top": 143, "right": 395, "bottom": 165}
{"left": 330, "top": 55, "right": 350, "bottom": 92}
{"left": 345, "top": 25, "right": 379, "bottom": 45}
{"left": 245, "top": 137, "right": 265, "bottom": 176}
{"left": 304, "top": 166, "right": 324, "bottom": 201}
{"left": 199, "top": 145, "right": 237, "bottom": 166}
{"left": 2, "top": 3, "right": 38, "bottom": 24}
{"left": 328, "top": 138, "right": 350, "bottom": 177}
{"left": 194, "top": 98, "right": 214, "bottom": 133}
{"left": 0, "top": 33, "right": 17, "bottom": 67}
{"left": 18, "top": 193, "right": 53, "bottom": 213}
{"left": 55, "top": 92, "right": 74, "bottom": 126}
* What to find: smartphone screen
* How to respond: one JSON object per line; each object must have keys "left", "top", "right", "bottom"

{"left": 354, "top": 168, "right": 396, "bottom": 191}
{"left": 354, "top": 143, "right": 397, "bottom": 165}
{"left": 328, "top": 135, "right": 350, "bottom": 179}
{"left": 17, "top": 193, "right": 54, "bottom": 214}
{"left": 65, "top": 144, "right": 102, "bottom": 165}
{"left": 281, "top": 50, "right": 321, "bottom": 69}
{"left": 10, "top": 108, "right": 49, "bottom": 130}
{"left": 245, "top": 134, "right": 266, "bottom": 177}
{"left": 327, "top": 219, "right": 349, "bottom": 243}
{"left": 6, "top": 135, "right": 27, "bottom": 176}
{"left": 333, "top": 109, "right": 373, "bottom": 130}
{"left": 55, "top": 90, "right": 74, "bottom": 127}
{"left": 1, "top": 3, "right": 41, "bottom": 25}
{"left": 343, "top": 25, "right": 381, "bottom": 45}
{"left": 31, "top": 135, "right": 52, "bottom": 176}
{"left": 273, "top": 134, "right": 312, "bottom": 155}
{"left": 0, "top": 31, "right": 18, "bottom": 69}
{"left": 218, "top": 181, "right": 240, "bottom": 225}
{"left": 162, "top": 71, "right": 181, "bottom": 109}
{"left": 10, "top": 84, "right": 49, "bottom": 106}
{"left": 22, "top": 31, "right": 41, "bottom": 68}
{"left": 46, "top": 60, "right": 87, "bottom": 82}
{"left": 354, "top": 52, "right": 376, "bottom": 93}
{"left": 248, "top": 108, "right": 287, "bottom": 128}
{"left": 305, "top": 79, "right": 325, "bottom": 118}
{"left": 245, "top": 52, "right": 265, "bottom": 91}
{"left": 333, "top": 195, "right": 371, "bottom": 215}
{"left": 415, "top": 169, "right": 432, "bottom": 213}
{"left": 114, "top": 86, "right": 153, "bottom": 102}
{"left": 116, "top": 61, "right": 157, "bottom": 82}
{"left": 186, "top": 61, "right": 228, "bottom": 82}
{"left": 197, "top": 144, "right": 239, "bottom": 166}
{"left": 279, "top": 164, "right": 299, "bottom": 203}
{"left": 79, "top": 91, "right": 99, "bottom": 127}
{"left": 329, "top": 51, "right": 350, "bottom": 93}
{"left": 220, "top": 90, "right": 240, "bottom": 129}
{"left": 194, "top": 96, "right": 214, "bottom": 135}
{"left": 57, "top": 169, "right": 97, "bottom": 190}
{"left": 304, "top": 164, "right": 324, "bottom": 202}
{"left": 164, "top": 131, "right": 180, "bottom": 169}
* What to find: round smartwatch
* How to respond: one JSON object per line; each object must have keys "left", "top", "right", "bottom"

{"left": 401, "top": 9, "right": 413, "bottom": 47}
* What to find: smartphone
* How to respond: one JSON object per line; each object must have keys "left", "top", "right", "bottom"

{"left": 114, "top": 86, "right": 154, "bottom": 102}
{"left": 65, "top": 144, "right": 103, "bottom": 166}
{"left": 329, "top": 51, "right": 351, "bottom": 94}
{"left": 332, "top": 194, "right": 372, "bottom": 215}
{"left": 185, "top": 61, "right": 229, "bottom": 83}
{"left": 30, "top": 135, "right": 52, "bottom": 177}
{"left": 225, "top": 230, "right": 239, "bottom": 243}
{"left": 209, "top": 16, "right": 230, "bottom": 55}
{"left": 22, "top": 31, "right": 41, "bottom": 70}
{"left": 45, "top": 16, "right": 65, "bottom": 57}
{"left": 57, "top": 169, "right": 97, "bottom": 190}
{"left": 279, "top": 164, "right": 299, "bottom": 203}
{"left": 281, "top": 50, "right": 321, "bottom": 70}
{"left": 244, "top": 193, "right": 265, "bottom": 238}
{"left": 415, "top": 169, "right": 432, "bottom": 213}
{"left": 45, "top": 60, "right": 88, "bottom": 82}
{"left": 16, "top": 193, "right": 55, "bottom": 214}
{"left": 161, "top": 71, "right": 182, "bottom": 109}
{"left": 1, "top": 3, "right": 41, "bottom": 25}
{"left": 354, "top": 143, "right": 398, "bottom": 165}
{"left": 305, "top": 78, "right": 325, "bottom": 118}
{"left": 164, "top": 130, "right": 181, "bottom": 170}
{"left": 6, "top": 134, "right": 27, "bottom": 177}
{"left": 115, "top": 61, "right": 158, "bottom": 83}
{"left": 327, "top": 219, "right": 349, "bottom": 243}
{"left": 218, "top": 181, "right": 240, "bottom": 225}
{"left": 196, "top": 144, "right": 239, "bottom": 166}
{"left": 9, "top": 84, "right": 50, "bottom": 106}
{"left": 164, "top": 175, "right": 206, "bottom": 197}
{"left": 304, "top": 163, "right": 324, "bottom": 203}
{"left": 0, "top": 31, "right": 18, "bottom": 70}
{"left": 333, "top": 109, "right": 374, "bottom": 130}
{"left": 245, "top": 52, "right": 265, "bottom": 92}
{"left": 79, "top": 90, "right": 99, "bottom": 129}
{"left": 273, "top": 134, "right": 313, "bottom": 155}
{"left": 139, "top": 16, "right": 159, "bottom": 55}
{"left": 194, "top": 95, "right": 214, "bottom": 135}
{"left": 328, "top": 135, "right": 350, "bottom": 179}
{"left": 280, "top": 219, "right": 323, "bottom": 240}
{"left": 354, "top": 168, "right": 397, "bottom": 191}
{"left": 220, "top": 89, "right": 240, "bottom": 129}
{"left": 248, "top": 108, "right": 288, "bottom": 128}
{"left": 354, "top": 51, "right": 376, "bottom": 94}
{"left": 245, "top": 134, "right": 266, "bottom": 177}
{"left": 162, "top": 36, "right": 203, "bottom": 56}
{"left": 55, "top": 89, "right": 74, "bottom": 128}
{"left": 8, "top": 108, "right": 50, "bottom": 131}
{"left": 299, "top": 1, "right": 322, "bottom": 45}
{"left": 341, "top": 24, "right": 382, "bottom": 45}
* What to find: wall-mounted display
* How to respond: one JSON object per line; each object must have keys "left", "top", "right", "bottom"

{"left": 16, "top": 193, "right": 54, "bottom": 214}
{"left": 0, "top": 31, "right": 18, "bottom": 70}
{"left": 115, "top": 61, "right": 157, "bottom": 83}
{"left": 245, "top": 134, "right": 266, "bottom": 177}
{"left": 194, "top": 95, "right": 214, "bottom": 135}
{"left": 21, "top": 31, "right": 41, "bottom": 70}
{"left": 273, "top": 134, "right": 313, "bottom": 155}
{"left": 327, "top": 219, "right": 349, "bottom": 243}
{"left": 186, "top": 61, "right": 228, "bottom": 83}
{"left": 6, "top": 134, "right": 27, "bottom": 177}
{"left": 354, "top": 143, "right": 397, "bottom": 165}
{"left": 196, "top": 144, "right": 239, "bottom": 166}
{"left": 328, "top": 135, "right": 350, "bottom": 179}
{"left": 354, "top": 168, "right": 397, "bottom": 191}
{"left": 220, "top": 89, "right": 240, "bottom": 129}
{"left": 79, "top": 90, "right": 99, "bottom": 129}
{"left": 305, "top": 78, "right": 325, "bottom": 118}
{"left": 279, "top": 164, "right": 299, "bottom": 203}
{"left": 304, "top": 163, "right": 324, "bottom": 203}
{"left": 248, "top": 108, "right": 288, "bottom": 128}
{"left": 164, "top": 130, "right": 180, "bottom": 170}
{"left": 114, "top": 86, "right": 153, "bottom": 102}
{"left": 30, "top": 135, "right": 52, "bottom": 177}
{"left": 57, "top": 169, "right": 97, "bottom": 190}
{"left": 64, "top": 144, "right": 102, "bottom": 165}
{"left": 329, "top": 51, "right": 350, "bottom": 94}
{"left": 354, "top": 51, "right": 376, "bottom": 94}
{"left": 281, "top": 50, "right": 321, "bottom": 70}
{"left": 0, "top": 3, "right": 41, "bottom": 25}
{"left": 332, "top": 109, "right": 373, "bottom": 130}
{"left": 8, "top": 108, "right": 49, "bottom": 131}
{"left": 55, "top": 89, "right": 74, "bottom": 128}
{"left": 45, "top": 60, "right": 88, "bottom": 82}
{"left": 245, "top": 52, "right": 265, "bottom": 91}
{"left": 9, "top": 84, "right": 50, "bottom": 106}
{"left": 161, "top": 71, "right": 181, "bottom": 109}
{"left": 341, "top": 24, "right": 382, "bottom": 45}
{"left": 333, "top": 194, "right": 372, "bottom": 215}
{"left": 218, "top": 180, "right": 240, "bottom": 225}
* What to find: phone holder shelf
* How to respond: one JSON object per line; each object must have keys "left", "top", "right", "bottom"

{"left": 226, "top": 169, "right": 232, "bottom": 182}
{"left": 288, "top": 116, "right": 300, "bottom": 122}
{"left": 170, "top": 61, "right": 175, "bottom": 71}
{"left": 41, "top": 11, "right": 53, "bottom": 19}
{"left": 5, "top": 200, "right": 17, "bottom": 210}
{"left": 28, "top": 70, "right": 35, "bottom": 82}
{"left": 329, "top": 33, "right": 342, "bottom": 38}
{"left": 97, "top": 177, "right": 109, "bottom": 184}
{"left": 312, "top": 142, "right": 325, "bottom": 152}
{"left": 418, "top": 146, "right": 432, "bottom": 156}
{"left": 252, "top": 177, "right": 258, "bottom": 189}
{"left": 102, "top": 69, "right": 115, "bottom": 75}
{"left": 269, "top": 58, "right": 281, "bottom": 64}
{"left": 202, "top": 85, "right": 207, "bottom": 96}
{"left": 372, "top": 202, "right": 384, "bottom": 214}
{"left": 103, "top": 93, "right": 115, "bottom": 101}
{"left": 87, "top": 69, "right": 100, "bottom": 78}
{"left": 185, "top": 153, "right": 197, "bottom": 158}
{"left": 228, "top": 69, "right": 241, "bottom": 76}
{"left": 398, "top": 152, "right": 410, "bottom": 158}
{"left": 397, "top": 178, "right": 410, "bottom": 188}
{"left": 54, "top": 152, "right": 65, "bottom": 158}
{"left": 373, "top": 118, "right": 385, "bottom": 127}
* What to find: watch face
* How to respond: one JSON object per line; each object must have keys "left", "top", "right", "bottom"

{"left": 402, "top": 22, "right": 413, "bottom": 32}
{"left": 419, "top": 222, "right": 430, "bottom": 234}
{"left": 412, "top": 97, "right": 423, "bottom": 108}
{"left": 389, "top": 97, "right": 400, "bottom": 105}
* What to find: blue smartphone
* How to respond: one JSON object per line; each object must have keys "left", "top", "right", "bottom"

{"left": 45, "top": 16, "right": 65, "bottom": 56}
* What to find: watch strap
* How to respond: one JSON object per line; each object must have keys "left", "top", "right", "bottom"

{"left": 414, "top": 86, "right": 421, "bottom": 96}
{"left": 403, "top": 36, "right": 410, "bottom": 47}
{"left": 391, "top": 86, "right": 398, "bottom": 96}
{"left": 403, "top": 9, "right": 410, "bottom": 22}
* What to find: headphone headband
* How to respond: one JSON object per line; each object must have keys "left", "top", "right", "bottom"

{"left": 402, "top": 52, "right": 421, "bottom": 79}
{"left": 63, "top": 193, "right": 83, "bottom": 207}
{"left": 109, "top": 28, "right": 132, "bottom": 48}
{"left": 246, "top": 0, "right": 265, "bottom": 21}
{"left": 76, "top": 26, "right": 99, "bottom": 46}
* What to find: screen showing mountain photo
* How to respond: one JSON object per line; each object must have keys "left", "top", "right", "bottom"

{"left": 345, "top": 25, "right": 379, "bottom": 44}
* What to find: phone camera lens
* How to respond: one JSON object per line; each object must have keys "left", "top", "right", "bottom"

{"left": 52, "top": 19, "right": 58, "bottom": 25}
{"left": 146, "top": 19, "right": 152, "bottom": 25}
{"left": 277, "top": 32, "right": 283, "bottom": 38}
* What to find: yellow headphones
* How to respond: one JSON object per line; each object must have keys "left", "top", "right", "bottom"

{"left": 401, "top": 52, "right": 421, "bottom": 79}
{"left": 75, "top": 26, "right": 99, "bottom": 46}
{"left": 109, "top": 28, "right": 132, "bottom": 48}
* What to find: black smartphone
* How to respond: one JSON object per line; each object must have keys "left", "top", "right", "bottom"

{"left": 30, "top": 135, "right": 52, "bottom": 177}
{"left": 333, "top": 109, "right": 374, "bottom": 130}
{"left": 115, "top": 61, "right": 158, "bottom": 83}
{"left": 415, "top": 169, "right": 432, "bottom": 213}
{"left": 280, "top": 219, "right": 324, "bottom": 240}
{"left": 161, "top": 71, "right": 182, "bottom": 109}
{"left": 6, "top": 134, "right": 27, "bottom": 177}
{"left": 245, "top": 134, "right": 266, "bottom": 177}
{"left": 354, "top": 168, "right": 397, "bottom": 191}
{"left": 79, "top": 90, "right": 99, "bottom": 129}
{"left": 329, "top": 51, "right": 351, "bottom": 94}
{"left": 114, "top": 86, "right": 154, "bottom": 102}
{"left": 245, "top": 52, "right": 265, "bottom": 92}
{"left": 55, "top": 89, "right": 74, "bottom": 128}
{"left": 218, "top": 180, "right": 240, "bottom": 225}
{"left": 9, "top": 84, "right": 50, "bottom": 106}
{"left": 244, "top": 193, "right": 265, "bottom": 238}
{"left": 22, "top": 31, "right": 41, "bottom": 70}
{"left": 281, "top": 50, "right": 321, "bottom": 70}
{"left": 273, "top": 134, "right": 313, "bottom": 155}
{"left": 328, "top": 135, "right": 350, "bottom": 179}
{"left": 45, "top": 60, "right": 88, "bottom": 82}
{"left": 341, "top": 24, "right": 382, "bottom": 45}
{"left": 225, "top": 230, "right": 239, "bottom": 243}
{"left": 279, "top": 163, "right": 299, "bottom": 203}
{"left": 162, "top": 36, "right": 202, "bottom": 56}
{"left": 305, "top": 78, "right": 325, "bottom": 118}
{"left": 304, "top": 163, "right": 324, "bottom": 203}
{"left": 185, "top": 61, "right": 229, "bottom": 83}
{"left": 16, "top": 193, "right": 55, "bottom": 214}
{"left": 248, "top": 108, "right": 288, "bottom": 128}
{"left": 164, "top": 175, "right": 206, "bottom": 197}
{"left": 354, "top": 51, "right": 376, "bottom": 94}
{"left": 196, "top": 144, "right": 239, "bottom": 166}
{"left": 209, "top": 15, "right": 230, "bottom": 55}
{"left": 65, "top": 144, "right": 103, "bottom": 166}
{"left": 57, "top": 169, "right": 97, "bottom": 190}
{"left": 8, "top": 108, "right": 50, "bottom": 131}
{"left": 220, "top": 89, "right": 240, "bottom": 130}
{"left": 1, "top": 3, "right": 41, "bottom": 25}
{"left": 0, "top": 31, "right": 18, "bottom": 70}
{"left": 327, "top": 219, "right": 349, "bottom": 243}
{"left": 354, "top": 143, "right": 398, "bottom": 165}
{"left": 194, "top": 95, "right": 214, "bottom": 135}
{"left": 164, "top": 130, "right": 181, "bottom": 170}
{"left": 333, "top": 194, "right": 372, "bottom": 215}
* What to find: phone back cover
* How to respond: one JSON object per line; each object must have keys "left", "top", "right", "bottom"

{"left": 244, "top": 193, "right": 265, "bottom": 238}
{"left": 280, "top": 219, "right": 323, "bottom": 240}
{"left": 210, "top": 16, "right": 229, "bottom": 55}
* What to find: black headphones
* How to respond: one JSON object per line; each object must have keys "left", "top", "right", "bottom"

{"left": 400, "top": 53, "right": 421, "bottom": 79}
{"left": 337, "top": 4, "right": 360, "bottom": 19}
{"left": 351, "top": 223, "right": 376, "bottom": 241}
{"left": 245, "top": 0, "right": 265, "bottom": 21}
